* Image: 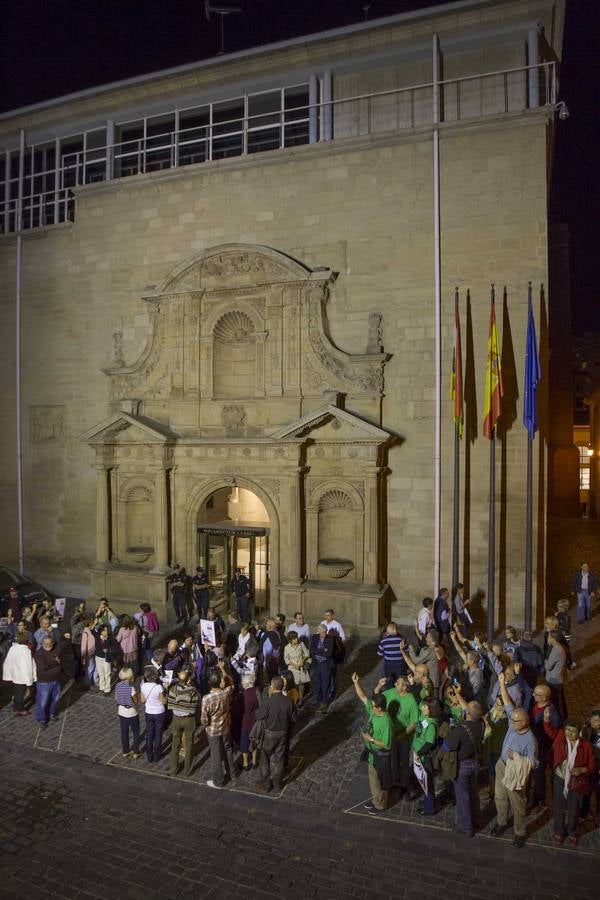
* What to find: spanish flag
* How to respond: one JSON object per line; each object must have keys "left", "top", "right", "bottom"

{"left": 483, "top": 291, "right": 504, "bottom": 439}
{"left": 450, "top": 289, "right": 463, "bottom": 437}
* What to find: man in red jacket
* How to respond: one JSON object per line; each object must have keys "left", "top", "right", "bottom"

{"left": 35, "top": 634, "right": 69, "bottom": 727}
{"left": 549, "top": 719, "right": 595, "bottom": 846}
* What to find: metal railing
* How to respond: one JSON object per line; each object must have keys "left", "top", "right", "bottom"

{"left": 1, "top": 61, "right": 556, "bottom": 235}
{"left": 0, "top": 187, "right": 74, "bottom": 234}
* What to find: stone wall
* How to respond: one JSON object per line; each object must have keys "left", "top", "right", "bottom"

{"left": 0, "top": 113, "right": 549, "bottom": 627}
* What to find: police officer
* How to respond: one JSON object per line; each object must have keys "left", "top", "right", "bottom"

{"left": 168, "top": 564, "right": 188, "bottom": 624}
{"left": 192, "top": 566, "right": 210, "bottom": 620}
{"left": 230, "top": 567, "right": 252, "bottom": 623}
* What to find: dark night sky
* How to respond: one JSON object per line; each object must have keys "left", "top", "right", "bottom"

{"left": 1, "top": 0, "right": 598, "bottom": 335}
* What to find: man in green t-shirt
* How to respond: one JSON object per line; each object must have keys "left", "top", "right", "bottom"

{"left": 352, "top": 672, "right": 393, "bottom": 815}
{"left": 412, "top": 699, "right": 439, "bottom": 815}
{"left": 374, "top": 675, "right": 419, "bottom": 794}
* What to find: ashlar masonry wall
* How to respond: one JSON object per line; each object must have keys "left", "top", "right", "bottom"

{"left": 0, "top": 114, "right": 549, "bottom": 625}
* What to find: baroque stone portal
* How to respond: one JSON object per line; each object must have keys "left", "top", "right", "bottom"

{"left": 80, "top": 243, "right": 394, "bottom": 634}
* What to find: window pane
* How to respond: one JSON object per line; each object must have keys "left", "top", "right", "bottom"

{"left": 284, "top": 86, "right": 310, "bottom": 121}
{"left": 248, "top": 90, "right": 281, "bottom": 127}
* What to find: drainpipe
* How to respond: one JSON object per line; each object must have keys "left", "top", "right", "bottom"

{"left": 16, "top": 128, "right": 25, "bottom": 575}
{"left": 527, "top": 27, "right": 539, "bottom": 108}
{"left": 309, "top": 74, "right": 319, "bottom": 144}
{"left": 432, "top": 34, "right": 442, "bottom": 596}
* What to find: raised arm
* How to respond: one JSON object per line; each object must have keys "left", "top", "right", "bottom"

{"left": 374, "top": 677, "right": 388, "bottom": 696}
{"left": 351, "top": 672, "right": 368, "bottom": 705}
{"left": 450, "top": 628, "right": 467, "bottom": 664}
{"left": 497, "top": 671, "right": 513, "bottom": 710}
{"left": 400, "top": 642, "right": 416, "bottom": 673}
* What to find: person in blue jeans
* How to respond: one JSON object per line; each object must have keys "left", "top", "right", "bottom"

{"left": 444, "top": 702, "right": 485, "bottom": 836}
{"left": 572, "top": 562, "right": 598, "bottom": 624}
{"left": 115, "top": 668, "right": 141, "bottom": 758}
{"left": 34, "top": 634, "right": 69, "bottom": 727}
{"left": 140, "top": 667, "right": 167, "bottom": 762}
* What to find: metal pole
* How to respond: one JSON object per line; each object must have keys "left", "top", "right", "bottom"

{"left": 452, "top": 423, "right": 460, "bottom": 589}
{"left": 524, "top": 433, "right": 533, "bottom": 631}
{"left": 432, "top": 33, "right": 442, "bottom": 596}
{"left": 16, "top": 128, "right": 25, "bottom": 575}
{"left": 487, "top": 428, "right": 496, "bottom": 641}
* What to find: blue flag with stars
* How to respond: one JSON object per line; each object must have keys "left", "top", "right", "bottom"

{"left": 523, "top": 293, "right": 541, "bottom": 440}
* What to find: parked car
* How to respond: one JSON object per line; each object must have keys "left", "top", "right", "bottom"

{"left": 0, "top": 565, "right": 54, "bottom": 616}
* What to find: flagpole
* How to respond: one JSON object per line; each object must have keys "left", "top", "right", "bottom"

{"left": 524, "top": 282, "right": 534, "bottom": 632}
{"left": 486, "top": 284, "right": 496, "bottom": 643}
{"left": 487, "top": 425, "right": 496, "bottom": 643}
{"left": 452, "top": 421, "right": 460, "bottom": 590}
{"left": 452, "top": 286, "right": 460, "bottom": 590}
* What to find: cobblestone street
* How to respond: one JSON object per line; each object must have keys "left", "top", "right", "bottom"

{"left": 2, "top": 593, "right": 600, "bottom": 895}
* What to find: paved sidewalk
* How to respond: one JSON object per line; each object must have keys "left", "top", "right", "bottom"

{"left": 1, "top": 622, "right": 599, "bottom": 859}
{"left": 1, "top": 741, "right": 599, "bottom": 900}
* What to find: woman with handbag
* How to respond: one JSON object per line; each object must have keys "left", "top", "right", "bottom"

{"left": 283, "top": 631, "right": 310, "bottom": 704}
{"left": 550, "top": 719, "right": 595, "bottom": 846}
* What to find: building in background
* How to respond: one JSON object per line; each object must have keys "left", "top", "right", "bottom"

{"left": 574, "top": 333, "right": 600, "bottom": 517}
{"left": 0, "top": 0, "right": 568, "bottom": 632}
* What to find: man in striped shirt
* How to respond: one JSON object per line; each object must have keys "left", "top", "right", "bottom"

{"left": 167, "top": 667, "right": 199, "bottom": 777}
{"left": 377, "top": 623, "right": 408, "bottom": 687}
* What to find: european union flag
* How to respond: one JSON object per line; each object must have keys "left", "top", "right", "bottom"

{"left": 523, "top": 291, "right": 541, "bottom": 440}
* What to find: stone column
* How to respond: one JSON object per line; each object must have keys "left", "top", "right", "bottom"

{"left": 96, "top": 466, "right": 110, "bottom": 565}
{"left": 363, "top": 471, "right": 380, "bottom": 585}
{"left": 286, "top": 469, "right": 303, "bottom": 581}
{"left": 151, "top": 468, "right": 169, "bottom": 573}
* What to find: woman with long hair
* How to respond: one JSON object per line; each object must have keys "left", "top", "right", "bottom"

{"left": 116, "top": 615, "right": 140, "bottom": 674}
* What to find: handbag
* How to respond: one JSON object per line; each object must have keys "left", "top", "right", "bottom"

{"left": 249, "top": 718, "right": 265, "bottom": 751}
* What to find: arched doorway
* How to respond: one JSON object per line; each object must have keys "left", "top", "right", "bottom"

{"left": 197, "top": 485, "right": 270, "bottom": 612}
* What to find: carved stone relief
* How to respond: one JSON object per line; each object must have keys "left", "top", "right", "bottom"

{"left": 221, "top": 405, "right": 247, "bottom": 431}
{"left": 31, "top": 406, "right": 65, "bottom": 444}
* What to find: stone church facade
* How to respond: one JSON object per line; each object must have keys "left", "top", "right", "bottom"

{"left": 0, "top": 0, "right": 567, "bottom": 632}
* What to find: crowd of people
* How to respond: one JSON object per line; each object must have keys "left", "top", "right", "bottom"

{"left": 1, "top": 563, "right": 599, "bottom": 848}
{"left": 0, "top": 590, "right": 347, "bottom": 793}
{"left": 361, "top": 580, "right": 600, "bottom": 848}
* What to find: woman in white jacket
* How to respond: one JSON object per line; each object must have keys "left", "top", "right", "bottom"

{"left": 3, "top": 634, "right": 36, "bottom": 715}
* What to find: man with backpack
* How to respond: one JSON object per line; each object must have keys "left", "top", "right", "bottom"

{"left": 443, "top": 700, "right": 485, "bottom": 837}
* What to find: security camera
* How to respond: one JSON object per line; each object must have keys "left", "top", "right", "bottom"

{"left": 554, "top": 101, "right": 569, "bottom": 120}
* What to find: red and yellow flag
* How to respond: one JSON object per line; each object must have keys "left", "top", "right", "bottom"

{"left": 450, "top": 291, "right": 463, "bottom": 437}
{"left": 483, "top": 295, "right": 503, "bottom": 439}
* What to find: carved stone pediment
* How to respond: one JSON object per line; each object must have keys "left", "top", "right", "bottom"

{"left": 271, "top": 404, "right": 393, "bottom": 443}
{"left": 99, "top": 243, "right": 392, "bottom": 417}
{"left": 79, "top": 413, "right": 178, "bottom": 446}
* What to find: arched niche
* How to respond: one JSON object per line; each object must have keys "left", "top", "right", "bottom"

{"left": 306, "top": 481, "right": 365, "bottom": 583}
{"left": 117, "top": 477, "right": 155, "bottom": 566}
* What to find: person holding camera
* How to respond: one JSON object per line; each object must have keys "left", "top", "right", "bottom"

{"left": 352, "top": 671, "right": 393, "bottom": 815}
{"left": 201, "top": 662, "right": 235, "bottom": 788}
{"left": 167, "top": 665, "right": 200, "bottom": 777}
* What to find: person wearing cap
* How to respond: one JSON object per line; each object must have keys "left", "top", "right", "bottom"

{"left": 192, "top": 566, "right": 210, "bottom": 620}
{"left": 309, "top": 624, "right": 334, "bottom": 712}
